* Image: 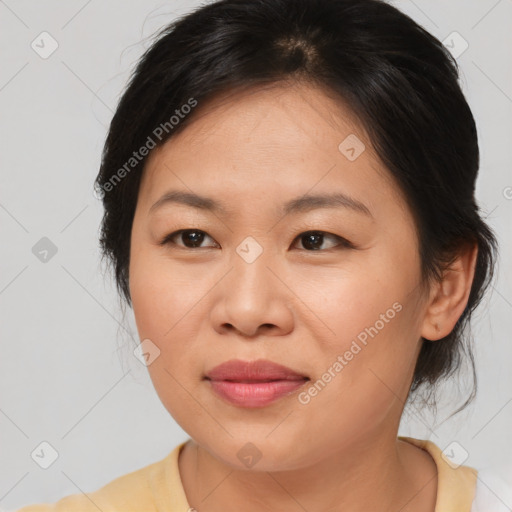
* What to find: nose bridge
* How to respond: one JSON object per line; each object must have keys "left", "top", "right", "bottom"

{"left": 229, "top": 234, "right": 275, "bottom": 298}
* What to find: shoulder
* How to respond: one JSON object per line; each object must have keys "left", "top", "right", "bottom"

{"left": 15, "top": 448, "right": 177, "bottom": 512}
{"left": 471, "top": 462, "right": 512, "bottom": 512}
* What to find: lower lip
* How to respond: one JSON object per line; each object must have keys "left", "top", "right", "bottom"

{"left": 206, "top": 378, "right": 308, "bottom": 408}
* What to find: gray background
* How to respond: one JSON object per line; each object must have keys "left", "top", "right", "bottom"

{"left": 1, "top": 0, "right": 511, "bottom": 509}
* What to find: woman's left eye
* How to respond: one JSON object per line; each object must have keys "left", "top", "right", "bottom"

{"left": 292, "top": 231, "right": 354, "bottom": 251}
{"left": 159, "top": 229, "right": 354, "bottom": 251}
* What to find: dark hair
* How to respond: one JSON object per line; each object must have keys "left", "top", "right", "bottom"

{"left": 95, "top": 0, "right": 498, "bottom": 413}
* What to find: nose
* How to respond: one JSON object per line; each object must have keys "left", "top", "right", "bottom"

{"left": 209, "top": 249, "right": 295, "bottom": 338}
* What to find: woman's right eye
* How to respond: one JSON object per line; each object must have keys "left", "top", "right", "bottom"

{"left": 159, "top": 229, "right": 219, "bottom": 249}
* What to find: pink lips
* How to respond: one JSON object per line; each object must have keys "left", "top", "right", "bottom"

{"left": 204, "top": 359, "right": 309, "bottom": 408}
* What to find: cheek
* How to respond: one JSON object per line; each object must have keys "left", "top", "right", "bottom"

{"left": 129, "top": 244, "right": 209, "bottom": 343}
{"left": 301, "top": 265, "right": 420, "bottom": 407}
{"left": 298, "top": 265, "right": 398, "bottom": 350}
{"left": 129, "top": 247, "right": 210, "bottom": 422}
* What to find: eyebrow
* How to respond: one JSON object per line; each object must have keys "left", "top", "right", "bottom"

{"left": 149, "top": 189, "right": 373, "bottom": 218}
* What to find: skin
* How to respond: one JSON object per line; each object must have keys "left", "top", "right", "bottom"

{"left": 129, "top": 81, "right": 478, "bottom": 512}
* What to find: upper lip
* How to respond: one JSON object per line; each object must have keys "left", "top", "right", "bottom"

{"left": 205, "top": 359, "right": 309, "bottom": 382}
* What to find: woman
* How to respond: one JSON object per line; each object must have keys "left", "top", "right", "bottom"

{"left": 17, "top": 0, "right": 508, "bottom": 510}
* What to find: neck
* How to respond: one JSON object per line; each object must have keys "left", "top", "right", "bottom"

{"left": 178, "top": 431, "right": 438, "bottom": 512}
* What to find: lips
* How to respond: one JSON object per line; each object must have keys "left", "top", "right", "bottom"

{"left": 205, "top": 359, "right": 309, "bottom": 382}
{"left": 204, "top": 359, "right": 309, "bottom": 408}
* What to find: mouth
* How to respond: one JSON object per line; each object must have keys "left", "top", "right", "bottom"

{"left": 204, "top": 359, "right": 310, "bottom": 408}
{"left": 205, "top": 358, "right": 309, "bottom": 381}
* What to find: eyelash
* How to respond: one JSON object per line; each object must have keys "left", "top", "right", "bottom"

{"left": 158, "top": 229, "right": 355, "bottom": 252}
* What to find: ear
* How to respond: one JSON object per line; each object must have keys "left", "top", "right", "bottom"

{"left": 421, "top": 242, "right": 479, "bottom": 341}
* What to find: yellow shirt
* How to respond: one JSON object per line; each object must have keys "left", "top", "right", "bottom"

{"left": 16, "top": 436, "right": 478, "bottom": 512}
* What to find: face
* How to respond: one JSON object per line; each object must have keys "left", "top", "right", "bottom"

{"left": 129, "top": 82, "right": 431, "bottom": 471}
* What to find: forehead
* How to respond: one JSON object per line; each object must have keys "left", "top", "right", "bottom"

{"left": 139, "top": 82, "right": 407, "bottom": 221}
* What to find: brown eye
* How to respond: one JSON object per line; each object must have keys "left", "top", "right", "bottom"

{"left": 292, "top": 231, "right": 353, "bottom": 251}
{"left": 160, "top": 229, "right": 218, "bottom": 249}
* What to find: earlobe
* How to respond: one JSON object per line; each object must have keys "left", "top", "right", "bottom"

{"left": 420, "top": 243, "right": 478, "bottom": 341}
